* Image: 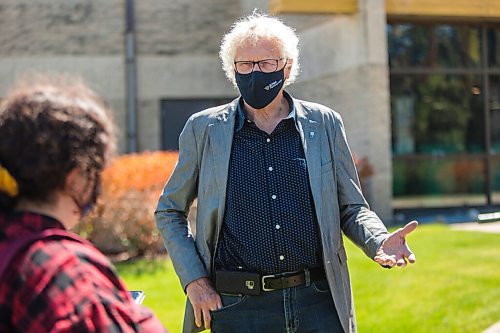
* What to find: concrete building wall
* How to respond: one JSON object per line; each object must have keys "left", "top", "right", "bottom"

{"left": 0, "top": 56, "right": 127, "bottom": 151}
{"left": 0, "top": 0, "right": 127, "bottom": 150}
{"left": 135, "top": 0, "right": 241, "bottom": 56}
{"left": 0, "top": 0, "right": 124, "bottom": 55}
{"left": 0, "top": 0, "right": 241, "bottom": 152}
{"left": 133, "top": 0, "right": 243, "bottom": 150}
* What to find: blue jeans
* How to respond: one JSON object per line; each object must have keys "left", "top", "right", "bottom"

{"left": 210, "top": 278, "right": 344, "bottom": 333}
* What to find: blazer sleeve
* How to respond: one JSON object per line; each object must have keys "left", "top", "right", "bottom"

{"left": 155, "top": 117, "right": 209, "bottom": 291}
{"left": 332, "top": 113, "right": 389, "bottom": 259}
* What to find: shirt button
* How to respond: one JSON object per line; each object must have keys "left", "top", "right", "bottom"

{"left": 279, "top": 255, "right": 285, "bottom": 261}
{"left": 268, "top": 167, "right": 273, "bottom": 171}
{"left": 266, "top": 138, "right": 271, "bottom": 143}
{"left": 275, "top": 224, "right": 281, "bottom": 229}
{"left": 271, "top": 195, "right": 277, "bottom": 199}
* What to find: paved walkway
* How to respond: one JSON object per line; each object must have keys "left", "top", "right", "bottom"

{"left": 449, "top": 221, "right": 500, "bottom": 234}
{"left": 484, "top": 322, "right": 500, "bottom": 333}
{"left": 449, "top": 221, "right": 500, "bottom": 333}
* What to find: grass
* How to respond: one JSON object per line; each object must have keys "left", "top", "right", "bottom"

{"left": 115, "top": 259, "right": 186, "bottom": 333}
{"left": 348, "top": 224, "right": 500, "bottom": 333}
{"left": 116, "top": 224, "right": 500, "bottom": 333}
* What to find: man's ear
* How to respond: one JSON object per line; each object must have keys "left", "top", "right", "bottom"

{"left": 284, "top": 59, "right": 293, "bottom": 81}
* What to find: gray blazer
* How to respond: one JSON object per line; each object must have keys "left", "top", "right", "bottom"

{"left": 155, "top": 95, "right": 389, "bottom": 333}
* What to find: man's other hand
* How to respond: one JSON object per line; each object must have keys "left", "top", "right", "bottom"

{"left": 374, "top": 220, "right": 418, "bottom": 268}
{"left": 186, "top": 277, "right": 222, "bottom": 329}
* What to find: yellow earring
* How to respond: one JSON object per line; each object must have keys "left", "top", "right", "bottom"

{"left": 0, "top": 164, "right": 19, "bottom": 197}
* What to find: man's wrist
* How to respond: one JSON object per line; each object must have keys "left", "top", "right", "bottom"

{"left": 185, "top": 276, "right": 211, "bottom": 293}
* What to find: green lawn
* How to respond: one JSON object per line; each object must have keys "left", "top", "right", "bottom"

{"left": 115, "top": 258, "right": 186, "bottom": 333}
{"left": 116, "top": 224, "right": 500, "bottom": 333}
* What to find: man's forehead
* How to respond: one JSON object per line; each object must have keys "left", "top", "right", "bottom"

{"left": 239, "top": 37, "right": 282, "bottom": 49}
{"left": 235, "top": 38, "right": 283, "bottom": 59}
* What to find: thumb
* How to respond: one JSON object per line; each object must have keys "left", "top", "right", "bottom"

{"left": 397, "top": 220, "right": 418, "bottom": 237}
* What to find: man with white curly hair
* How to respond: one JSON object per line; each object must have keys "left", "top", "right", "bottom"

{"left": 156, "top": 12, "right": 418, "bottom": 333}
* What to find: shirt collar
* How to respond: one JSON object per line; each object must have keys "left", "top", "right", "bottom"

{"left": 235, "top": 91, "right": 298, "bottom": 132}
{"left": 0, "top": 211, "right": 66, "bottom": 240}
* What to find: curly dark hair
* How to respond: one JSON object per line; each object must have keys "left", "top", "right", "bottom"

{"left": 0, "top": 76, "right": 116, "bottom": 212}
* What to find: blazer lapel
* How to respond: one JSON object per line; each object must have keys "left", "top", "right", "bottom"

{"left": 296, "top": 102, "right": 323, "bottom": 223}
{"left": 208, "top": 101, "right": 237, "bottom": 228}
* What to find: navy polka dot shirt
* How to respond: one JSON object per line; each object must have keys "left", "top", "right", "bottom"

{"left": 214, "top": 96, "right": 323, "bottom": 275}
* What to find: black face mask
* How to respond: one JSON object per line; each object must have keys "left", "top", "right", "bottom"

{"left": 235, "top": 67, "right": 285, "bottom": 109}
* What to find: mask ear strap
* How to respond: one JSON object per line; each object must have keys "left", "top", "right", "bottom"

{"left": 83, "top": 180, "right": 101, "bottom": 216}
{"left": 65, "top": 167, "right": 95, "bottom": 217}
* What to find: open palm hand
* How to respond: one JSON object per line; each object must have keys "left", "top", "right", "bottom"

{"left": 374, "top": 220, "right": 418, "bottom": 268}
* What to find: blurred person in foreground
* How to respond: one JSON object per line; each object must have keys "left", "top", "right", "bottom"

{"left": 156, "top": 12, "right": 418, "bottom": 333}
{"left": 0, "top": 77, "right": 166, "bottom": 332}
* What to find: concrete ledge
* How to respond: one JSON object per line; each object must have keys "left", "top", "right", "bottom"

{"left": 450, "top": 222, "right": 500, "bottom": 234}
{"left": 484, "top": 322, "right": 500, "bottom": 333}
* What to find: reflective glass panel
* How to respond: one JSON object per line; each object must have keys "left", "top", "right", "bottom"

{"left": 393, "top": 156, "right": 487, "bottom": 208}
{"left": 388, "top": 24, "right": 430, "bottom": 67}
{"left": 489, "top": 76, "right": 500, "bottom": 154}
{"left": 490, "top": 76, "right": 500, "bottom": 204}
{"left": 433, "top": 25, "right": 481, "bottom": 68}
{"left": 391, "top": 74, "right": 485, "bottom": 155}
{"left": 493, "top": 155, "right": 500, "bottom": 204}
{"left": 488, "top": 27, "right": 500, "bottom": 67}
{"left": 388, "top": 24, "right": 481, "bottom": 68}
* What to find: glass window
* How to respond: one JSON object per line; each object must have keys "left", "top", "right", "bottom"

{"left": 493, "top": 155, "right": 500, "bottom": 204}
{"left": 433, "top": 25, "right": 481, "bottom": 68}
{"left": 488, "top": 27, "right": 500, "bottom": 67}
{"left": 489, "top": 76, "right": 500, "bottom": 153}
{"left": 391, "top": 74, "right": 484, "bottom": 155}
{"left": 388, "top": 22, "right": 495, "bottom": 208}
{"left": 393, "top": 156, "right": 487, "bottom": 208}
{"left": 388, "top": 24, "right": 430, "bottom": 67}
{"left": 388, "top": 24, "right": 481, "bottom": 68}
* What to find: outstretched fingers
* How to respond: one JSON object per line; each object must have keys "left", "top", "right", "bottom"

{"left": 403, "top": 244, "right": 417, "bottom": 264}
{"left": 398, "top": 220, "right": 418, "bottom": 238}
{"left": 396, "top": 257, "right": 407, "bottom": 267}
{"left": 374, "top": 253, "right": 397, "bottom": 267}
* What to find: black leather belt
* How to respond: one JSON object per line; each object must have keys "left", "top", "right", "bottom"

{"left": 215, "top": 267, "right": 326, "bottom": 295}
{"left": 262, "top": 266, "right": 326, "bottom": 291}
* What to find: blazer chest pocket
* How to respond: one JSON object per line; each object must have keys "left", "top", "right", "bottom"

{"left": 321, "top": 160, "right": 333, "bottom": 175}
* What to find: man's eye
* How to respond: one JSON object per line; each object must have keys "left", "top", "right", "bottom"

{"left": 260, "top": 61, "right": 275, "bottom": 66}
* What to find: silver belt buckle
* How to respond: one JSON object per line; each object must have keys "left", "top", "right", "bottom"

{"left": 261, "top": 274, "right": 276, "bottom": 291}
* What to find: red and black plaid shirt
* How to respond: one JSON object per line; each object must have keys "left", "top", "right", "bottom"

{"left": 0, "top": 211, "right": 166, "bottom": 333}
